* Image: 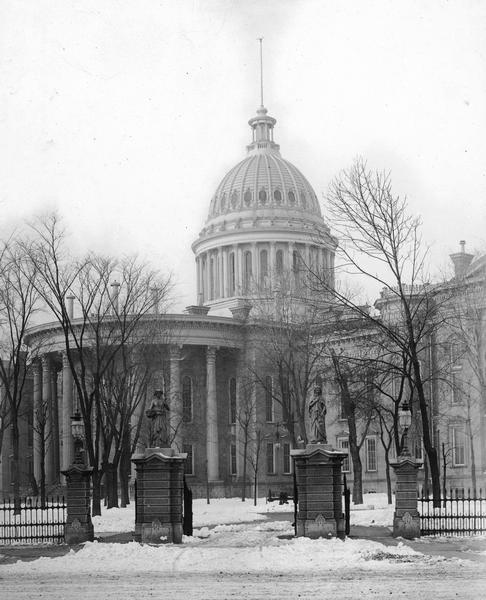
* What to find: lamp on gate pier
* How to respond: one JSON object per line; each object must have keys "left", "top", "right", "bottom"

{"left": 398, "top": 400, "right": 412, "bottom": 458}
{"left": 71, "top": 411, "right": 85, "bottom": 465}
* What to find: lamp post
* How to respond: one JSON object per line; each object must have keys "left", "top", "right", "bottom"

{"left": 71, "top": 411, "right": 85, "bottom": 465}
{"left": 398, "top": 400, "right": 412, "bottom": 458}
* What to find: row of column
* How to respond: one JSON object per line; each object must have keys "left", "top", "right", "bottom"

{"left": 32, "top": 354, "right": 74, "bottom": 487}
{"left": 196, "top": 242, "right": 333, "bottom": 303}
{"left": 30, "top": 345, "right": 223, "bottom": 486}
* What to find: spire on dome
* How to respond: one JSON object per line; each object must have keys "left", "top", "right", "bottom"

{"left": 246, "top": 38, "right": 280, "bottom": 155}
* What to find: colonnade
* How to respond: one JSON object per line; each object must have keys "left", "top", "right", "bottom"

{"left": 31, "top": 345, "right": 224, "bottom": 488}
{"left": 196, "top": 241, "right": 334, "bottom": 303}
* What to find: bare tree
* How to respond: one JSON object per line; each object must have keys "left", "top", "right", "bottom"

{"left": 0, "top": 237, "right": 39, "bottom": 510}
{"left": 26, "top": 214, "right": 172, "bottom": 515}
{"left": 317, "top": 158, "right": 448, "bottom": 506}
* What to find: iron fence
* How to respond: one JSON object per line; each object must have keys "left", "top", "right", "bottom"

{"left": 0, "top": 496, "right": 66, "bottom": 545}
{"left": 419, "top": 488, "right": 486, "bottom": 536}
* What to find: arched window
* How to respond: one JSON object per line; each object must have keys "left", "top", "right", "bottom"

{"left": 276, "top": 249, "right": 283, "bottom": 274}
{"left": 274, "top": 189, "right": 282, "bottom": 204}
{"left": 220, "top": 193, "right": 226, "bottom": 211}
{"left": 259, "top": 188, "right": 267, "bottom": 205}
{"left": 260, "top": 249, "right": 268, "bottom": 285}
{"left": 244, "top": 188, "right": 252, "bottom": 206}
{"left": 243, "top": 250, "right": 252, "bottom": 292}
{"left": 288, "top": 190, "right": 296, "bottom": 206}
{"left": 231, "top": 190, "right": 238, "bottom": 208}
{"left": 182, "top": 376, "right": 193, "bottom": 423}
{"left": 229, "top": 377, "right": 237, "bottom": 424}
{"left": 229, "top": 252, "right": 235, "bottom": 296}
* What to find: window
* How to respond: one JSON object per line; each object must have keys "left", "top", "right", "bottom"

{"left": 276, "top": 249, "right": 283, "bottom": 274}
{"left": 182, "top": 376, "right": 193, "bottom": 423}
{"left": 414, "top": 438, "right": 423, "bottom": 462}
{"left": 231, "top": 190, "right": 238, "bottom": 208}
{"left": 229, "top": 252, "right": 235, "bottom": 296}
{"left": 274, "top": 189, "right": 282, "bottom": 204}
{"left": 230, "top": 444, "right": 237, "bottom": 475}
{"left": 229, "top": 377, "right": 237, "bottom": 424}
{"left": 338, "top": 437, "right": 350, "bottom": 472}
{"left": 259, "top": 250, "right": 268, "bottom": 285}
{"left": 365, "top": 437, "right": 377, "bottom": 472}
{"left": 288, "top": 190, "right": 295, "bottom": 206}
{"left": 266, "top": 442, "right": 275, "bottom": 474}
{"left": 243, "top": 251, "right": 252, "bottom": 292}
{"left": 183, "top": 444, "right": 194, "bottom": 475}
{"left": 220, "top": 193, "right": 226, "bottom": 211}
{"left": 451, "top": 427, "right": 466, "bottom": 467}
{"left": 259, "top": 188, "right": 267, "bottom": 205}
{"left": 244, "top": 188, "right": 252, "bottom": 206}
{"left": 300, "top": 191, "right": 307, "bottom": 209}
{"left": 283, "top": 443, "right": 291, "bottom": 474}
{"left": 265, "top": 376, "right": 274, "bottom": 422}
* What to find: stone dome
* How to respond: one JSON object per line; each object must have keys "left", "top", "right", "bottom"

{"left": 205, "top": 106, "right": 322, "bottom": 227}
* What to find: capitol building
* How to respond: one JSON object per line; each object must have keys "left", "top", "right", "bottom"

{"left": 1, "top": 93, "right": 485, "bottom": 501}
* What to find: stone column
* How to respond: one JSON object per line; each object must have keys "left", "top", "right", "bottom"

{"left": 270, "top": 242, "right": 276, "bottom": 284}
{"left": 50, "top": 367, "right": 60, "bottom": 483}
{"left": 205, "top": 253, "right": 211, "bottom": 302}
{"left": 223, "top": 247, "right": 229, "bottom": 298}
{"left": 61, "top": 353, "right": 74, "bottom": 472}
{"left": 195, "top": 256, "right": 201, "bottom": 303}
{"left": 33, "top": 362, "right": 42, "bottom": 485}
{"left": 237, "top": 245, "right": 243, "bottom": 295}
{"left": 206, "top": 346, "right": 219, "bottom": 481}
{"left": 42, "top": 357, "right": 54, "bottom": 486}
{"left": 391, "top": 457, "right": 421, "bottom": 539}
{"left": 169, "top": 346, "right": 182, "bottom": 451}
{"left": 252, "top": 243, "right": 258, "bottom": 287}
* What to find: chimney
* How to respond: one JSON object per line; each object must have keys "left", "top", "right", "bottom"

{"left": 110, "top": 280, "right": 120, "bottom": 313}
{"left": 66, "top": 295, "right": 75, "bottom": 319}
{"left": 450, "top": 240, "right": 474, "bottom": 279}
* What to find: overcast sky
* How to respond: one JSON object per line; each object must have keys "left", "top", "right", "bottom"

{"left": 2, "top": 0, "right": 485, "bottom": 310}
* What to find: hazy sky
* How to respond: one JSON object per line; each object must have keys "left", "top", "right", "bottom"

{"left": 2, "top": 0, "right": 485, "bottom": 310}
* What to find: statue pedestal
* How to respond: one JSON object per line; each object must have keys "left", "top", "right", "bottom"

{"left": 291, "top": 444, "right": 347, "bottom": 540}
{"left": 132, "top": 447, "right": 187, "bottom": 544}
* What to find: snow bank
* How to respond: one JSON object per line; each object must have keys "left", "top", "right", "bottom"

{"left": 3, "top": 535, "right": 425, "bottom": 575}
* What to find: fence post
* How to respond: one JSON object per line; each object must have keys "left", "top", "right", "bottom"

{"left": 390, "top": 456, "right": 422, "bottom": 539}
{"left": 61, "top": 465, "right": 94, "bottom": 545}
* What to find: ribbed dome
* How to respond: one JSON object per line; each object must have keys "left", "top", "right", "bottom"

{"left": 205, "top": 106, "right": 322, "bottom": 224}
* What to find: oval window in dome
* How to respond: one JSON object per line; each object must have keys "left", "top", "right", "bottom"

{"left": 288, "top": 190, "right": 296, "bottom": 206}
{"left": 274, "top": 189, "right": 282, "bottom": 205}
{"left": 231, "top": 190, "right": 238, "bottom": 208}
{"left": 259, "top": 188, "right": 267, "bottom": 204}
{"left": 300, "top": 191, "right": 307, "bottom": 209}
{"left": 244, "top": 188, "right": 252, "bottom": 206}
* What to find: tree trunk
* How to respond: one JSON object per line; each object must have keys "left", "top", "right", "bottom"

{"left": 384, "top": 449, "right": 392, "bottom": 505}
{"left": 119, "top": 448, "right": 131, "bottom": 508}
{"left": 104, "top": 462, "right": 118, "bottom": 509}
{"left": 40, "top": 435, "right": 46, "bottom": 509}
{"left": 253, "top": 468, "right": 258, "bottom": 506}
{"left": 91, "top": 469, "right": 102, "bottom": 516}
{"left": 11, "top": 418, "right": 21, "bottom": 514}
{"left": 241, "top": 437, "right": 248, "bottom": 502}
{"left": 441, "top": 442, "right": 447, "bottom": 506}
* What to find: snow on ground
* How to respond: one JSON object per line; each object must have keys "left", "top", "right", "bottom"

{"left": 92, "top": 493, "right": 395, "bottom": 533}
{"left": 3, "top": 533, "right": 430, "bottom": 576}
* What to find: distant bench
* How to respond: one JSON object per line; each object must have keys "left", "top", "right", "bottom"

{"left": 266, "top": 489, "right": 294, "bottom": 505}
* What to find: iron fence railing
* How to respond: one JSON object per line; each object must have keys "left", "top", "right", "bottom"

{"left": 419, "top": 488, "right": 486, "bottom": 536}
{"left": 0, "top": 496, "right": 66, "bottom": 545}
